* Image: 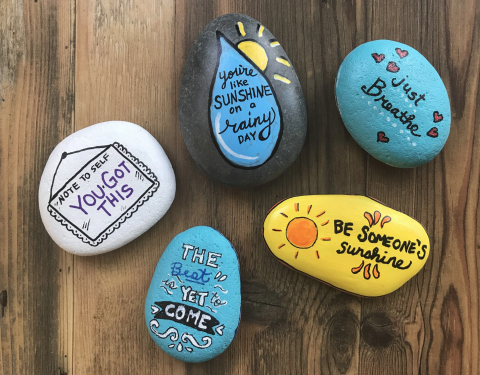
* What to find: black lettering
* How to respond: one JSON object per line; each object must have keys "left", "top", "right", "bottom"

{"left": 214, "top": 95, "right": 222, "bottom": 109}
{"left": 407, "top": 92, "right": 417, "bottom": 101}
{"left": 417, "top": 245, "right": 427, "bottom": 260}
{"left": 336, "top": 241, "right": 348, "bottom": 254}
{"left": 334, "top": 220, "right": 344, "bottom": 234}
{"left": 358, "top": 225, "right": 369, "bottom": 242}
{"left": 399, "top": 241, "right": 410, "bottom": 253}
{"left": 368, "top": 232, "right": 378, "bottom": 243}
{"left": 391, "top": 77, "right": 405, "bottom": 87}
{"left": 344, "top": 222, "right": 354, "bottom": 236}
{"left": 415, "top": 94, "right": 426, "bottom": 106}
{"left": 361, "top": 77, "right": 386, "bottom": 96}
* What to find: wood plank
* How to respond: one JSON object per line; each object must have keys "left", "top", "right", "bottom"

{"left": 73, "top": 1, "right": 185, "bottom": 373}
{"left": 419, "top": 1, "right": 480, "bottom": 373}
{"left": 1, "top": 0, "right": 479, "bottom": 373}
{"left": 362, "top": 1, "right": 480, "bottom": 375}
{"left": 0, "top": 0, "right": 75, "bottom": 374}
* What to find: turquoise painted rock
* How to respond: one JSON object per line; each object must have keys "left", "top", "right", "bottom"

{"left": 180, "top": 13, "right": 307, "bottom": 186}
{"left": 335, "top": 40, "right": 451, "bottom": 168}
{"left": 145, "top": 226, "right": 241, "bottom": 362}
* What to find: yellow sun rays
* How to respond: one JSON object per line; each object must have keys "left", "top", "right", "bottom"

{"left": 233, "top": 22, "right": 292, "bottom": 84}
{"left": 236, "top": 22, "right": 246, "bottom": 37}
{"left": 257, "top": 24, "right": 264, "bottom": 37}
{"left": 272, "top": 202, "right": 331, "bottom": 259}
{"left": 276, "top": 57, "right": 291, "bottom": 67}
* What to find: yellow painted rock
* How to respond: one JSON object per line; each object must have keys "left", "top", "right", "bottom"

{"left": 263, "top": 195, "right": 429, "bottom": 297}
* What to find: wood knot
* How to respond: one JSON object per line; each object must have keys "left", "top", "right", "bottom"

{"left": 360, "top": 312, "right": 396, "bottom": 348}
{"left": 327, "top": 310, "right": 358, "bottom": 372}
{"left": 0, "top": 290, "right": 7, "bottom": 317}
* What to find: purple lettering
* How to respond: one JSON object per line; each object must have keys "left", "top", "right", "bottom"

{"left": 91, "top": 185, "right": 105, "bottom": 199}
{"left": 83, "top": 194, "right": 96, "bottom": 206}
{"left": 69, "top": 195, "right": 88, "bottom": 215}
{"left": 121, "top": 184, "right": 134, "bottom": 198}
{"left": 97, "top": 200, "right": 111, "bottom": 216}
{"left": 118, "top": 161, "right": 131, "bottom": 174}
{"left": 116, "top": 190, "right": 125, "bottom": 200}
{"left": 102, "top": 171, "right": 118, "bottom": 189}
{"left": 114, "top": 168, "right": 124, "bottom": 179}
{"left": 105, "top": 193, "right": 119, "bottom": 207}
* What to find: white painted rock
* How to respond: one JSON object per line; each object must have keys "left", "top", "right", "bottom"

{"left": 39, "top": 121, "right": 176, "bottom": 255}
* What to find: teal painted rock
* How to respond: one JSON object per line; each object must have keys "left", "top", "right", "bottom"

{"left": 335, "top": 40, "right": 451, "bottom": 168}
{"left": 180, "top": 13, "right": 307, "bottom": 186}
{"left": 145, "top": 226, "right": 241, "bottom": 362}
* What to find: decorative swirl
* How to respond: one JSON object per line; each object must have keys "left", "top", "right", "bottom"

{"left": 181, "top": 333, "right": 212, "bottom": 349}
{"left": 214, "top": 285, "right": 228, "bottom": 293}
{"left": 160, "top": 286, "right": 173, "bottom": 295}
{"left": 149, "top": 320, "right": 178, "bottom": 342}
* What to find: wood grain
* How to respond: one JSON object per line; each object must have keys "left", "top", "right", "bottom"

{"left": 1, "top": 0, "right": 479, "bottom": 374}
{"left": 0, "top": 0, "right": 75, "bottom": 374}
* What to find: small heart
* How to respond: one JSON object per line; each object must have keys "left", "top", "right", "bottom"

{"left": 427, "top": 127, "right": 438, "bottom": 138}
{"left": 377, "top": 131, "right": 390, "bottom": 143}
{"left": 433, "top": 111, "right": 443, "bottom": 123}
{"left": 386, "top": 61, "right": 400, "bottom": 73}
{"left": 395, "top": 48, "right": 408, "bottom": 58}
{"left": 371, "top": 53, "right": 385, "bottom": 63}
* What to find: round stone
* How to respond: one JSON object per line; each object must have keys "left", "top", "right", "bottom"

{"left": 335, "top": 40, "right": 451, "bottom": 168}
{"left": 180, "top": 13, "right": 307, "bottom": 186}
{"left": 145, "top": 226, "right": 241, "bottom": 362}
{"left": 263, "top": 195, "right": 430, "bottom": 297}
{"left": 38, "top": 121, "right": 176, "bottom": 255}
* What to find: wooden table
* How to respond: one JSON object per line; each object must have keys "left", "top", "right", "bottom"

{"left": 1, "top": 1, "right": 479, "bottom": 374}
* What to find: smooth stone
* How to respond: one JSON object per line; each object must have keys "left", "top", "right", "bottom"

{"left": 180, "top": 13, "right": 307, "bottom": 186}
{"left": 145, "top": 226, "right": 240, "bottom": 362}
{"left": 263, "top": 195, "right": 430, "bottom": 297}
{"left": 335, "top": 40, "right": 451, "bottom": 168}
{"left": 39, "top": 121, "right": 176, "bottom": 255}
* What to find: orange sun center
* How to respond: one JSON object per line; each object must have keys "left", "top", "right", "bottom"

{"left": 286, "top": 217, "right": 318, "bottom": 249}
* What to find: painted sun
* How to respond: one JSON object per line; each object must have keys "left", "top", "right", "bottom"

{"left": 272, "top": 203, "right": 331, "bottom": 259}
{"left": 235, "top": 22, "right": 291, "bottom": 84}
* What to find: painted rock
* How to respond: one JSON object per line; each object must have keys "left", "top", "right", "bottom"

{"left": 335, "top": 40, "right": 450, "bottom": 168}
{"left": 180, "top": 13, "right": 307, "bottom": 186}
{"left": 145, "top": 226, "right": 241, "bottom": 362}
{"left": 263, "top": 195, "right": 430, "bottom": 297}
{"left": 39, "top": 121, "right": 176, "bottom": 255}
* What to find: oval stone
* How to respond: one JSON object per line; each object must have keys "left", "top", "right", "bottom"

{"left": 38, "top": 121, "right": 176, "bottom": 255}
{"left": 145, "top": 226, "right": 241, "bottom": 362}
{"left": 263, "top": 195, "right": 430, "bottom": 297}
{"left": 335, "top": 40, "right": 451, "bottom": 168}
{"left": 180, "top": 13, "right": 307, "bottom": 186}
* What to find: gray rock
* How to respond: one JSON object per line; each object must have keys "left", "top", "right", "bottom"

{"left": 180, "top": 13, "right": 307, "bottom": 187}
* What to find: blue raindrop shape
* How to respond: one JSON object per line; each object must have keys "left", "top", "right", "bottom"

{"left": 209, "top": 32, "right": 282, "bottom": 168}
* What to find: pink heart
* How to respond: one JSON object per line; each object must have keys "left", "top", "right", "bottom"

{"left": 377, "top": 131, "right": 390, "bottom": 143}
{"left": 427, "top": 127, "right": 438, "bottom": 138}
{"left": 386, "top": 61, "right": 400, "bottom": 73}
{"left": 371, "top": 53, "right": 385, "bottom": 63}
{"left": 433, "top": 111, "right": 443, "bottom": 123}
{"left": 395, "top": 48, "right": 408, "bottom": 58}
